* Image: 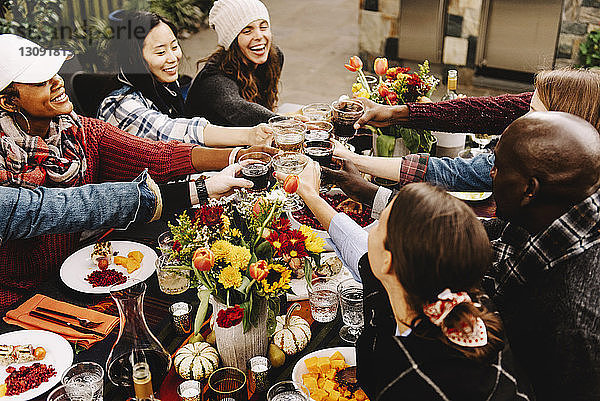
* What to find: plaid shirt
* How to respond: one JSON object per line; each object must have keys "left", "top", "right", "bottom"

{"left": 398, "top": 153, "right": 429, "bottom": 184}
{"left": 484, "top": 190, "right": 600, "bottom": 297}
{"left": 98, "top": 86, "right": 209, "bottom": 145}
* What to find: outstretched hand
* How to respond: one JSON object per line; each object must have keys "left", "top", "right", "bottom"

{"left": 321, "top": 158, "right": 380, "bottom": 206}
{"left": 353, "top": 97, "right": 408, "bottom": 129}
{"left": 274, "top": 159, "right": 321, "bottom": 199}
{"left": 205, "top": 163, "right": 254, "bottom": 199}
{"left": 250, "top": 123, "right": 274, "bottom": 146}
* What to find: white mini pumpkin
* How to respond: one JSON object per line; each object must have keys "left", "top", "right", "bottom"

{"left": 273, "top": 302, "right": 311, "bottom": 355}
{"left": 174, "top": 341, "right": 220, "bottom": 380}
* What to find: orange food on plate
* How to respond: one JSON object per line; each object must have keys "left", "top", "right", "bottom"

{"left": 128, "top": 251, "right": 144, "bottom": 263}
{"left": 125, "top": 258, "right": 141, "bottom": 274}
{"left": 114, "top": 256, "right": 128, "bottom": 267}
{"left": 302, "top": 352, "right": 369, "bottom": 401}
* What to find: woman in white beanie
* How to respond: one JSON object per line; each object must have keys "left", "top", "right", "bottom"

{"left": 184, "top": 0, "right": 283, "bottom": 127}
{"left": 98, "top": 10, "right": 273, "bottom": 147}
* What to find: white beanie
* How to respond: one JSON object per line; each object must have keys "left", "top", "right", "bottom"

{"left": 209, "top": 0, "right": 270, "bottom": 50}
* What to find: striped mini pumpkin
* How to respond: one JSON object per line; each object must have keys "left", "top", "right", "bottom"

{"left": 174, "top": 342, "right": 220, "bottom": 380}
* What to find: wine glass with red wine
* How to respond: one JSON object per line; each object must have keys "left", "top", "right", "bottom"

{"left": 331, "top": 100, "right": 364, "bottom": 149}
{"left": 305, "top": 139, "right": 334, "bottom": 193}
{"left": 239, "top": 152, "right": 273, "bottom": 193}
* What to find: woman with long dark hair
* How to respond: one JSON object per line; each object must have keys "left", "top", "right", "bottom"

{"left": 184, "top": 0, "right": 283, "bottom": 126}
{"left": 98, "top": 10, "right": 272, "bottom": 146}
{"left": 276, "top": 163, "right": 533, "bottom": 400}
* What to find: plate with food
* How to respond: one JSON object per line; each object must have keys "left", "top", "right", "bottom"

{"left": 447, "top": 191, "right": 493, "bottom": 202}
{"left": 292, "top": 347, "right": 370, "bottom": 401}
{"left": 60, "top": 240, "right": 158, "bottom": 294}
{"left": 0, "top": 330, "right": 73, "bottom": 400}
{"left": 288, "top": 254, "right": 352, "bottom": 301}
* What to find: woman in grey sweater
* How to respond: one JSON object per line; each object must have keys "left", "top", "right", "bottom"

{"left": 185, "top": 0, "right": 283, "bottom": 127}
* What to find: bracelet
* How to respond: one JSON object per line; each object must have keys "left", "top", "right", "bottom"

{"left": 194, "top": 178, "right": 209, "bottom": 205}
{"left": 229, "top": 147, "right": 243, "bottom": 165}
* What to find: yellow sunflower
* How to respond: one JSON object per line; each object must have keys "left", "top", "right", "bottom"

{"left": 227, "top": 245, "right": 252, "bottom": 271}
{"left": 299, "top": 225, "right": 325, "bottom": 253}
{"left": 260, "top": 263, "right": 292, "bottom": 294}
{"left": 211, "top": 240, "right": 232, "bottom": 260}
{"left": 218, "top": 264, "right": 242, "bottom": 289}
{"left": 220, "top": 215, "right": 231, "bottom": 233}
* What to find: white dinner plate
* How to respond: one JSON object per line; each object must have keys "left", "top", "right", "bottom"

{"left": 60, "top": 240, "right": 158, "bottom": 294}
{"left": 291, "top": 347, "right": 356, "bottom": 401}
{"left": 448, "top": 191, "right": 493, "bottom": 201}
{"left": 0, "top": 330, "right": 73, "bottom": 400}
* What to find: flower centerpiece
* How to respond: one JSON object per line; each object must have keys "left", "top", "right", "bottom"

{"left": 166, "top": 188, "right": 325, "bottom": 368}
{"left": 345, "top": 56, "right": 440, "bottom": 155}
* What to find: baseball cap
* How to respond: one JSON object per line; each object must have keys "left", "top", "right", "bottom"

{"left": 0, "top": 34, "right": 71, "bottom": 92}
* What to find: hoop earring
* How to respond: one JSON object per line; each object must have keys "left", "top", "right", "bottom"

{"left": 12, "top": 110, "right": 31, "bottom": 134}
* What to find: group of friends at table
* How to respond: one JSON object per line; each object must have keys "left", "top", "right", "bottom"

{"left": 0, "top": 0, "right": 598, "bottom": 399}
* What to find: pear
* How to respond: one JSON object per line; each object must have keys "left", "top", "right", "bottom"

{"left": 206, "top": 330, "right": 216, "bottom": 346}
{"left": 188, "top": 332, "right": 204, "bottom": 344}
{"left": 268, "top": 343, "right": 285, "bottom": 368}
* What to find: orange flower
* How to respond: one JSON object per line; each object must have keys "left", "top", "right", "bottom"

{"left": 192, "top": 248, "right": 214, "bottom": 272}
{"left": 249, "top": 260, "right": 270, "bottom": 281}
{"left": 344, "top": 56, "right": 363, "bottom": 72}
{"left": 374, "top": 57, "right": 388, "bottom": 76}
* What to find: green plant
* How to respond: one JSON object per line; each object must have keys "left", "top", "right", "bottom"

{"left": 66, "top": 17, "right": 114, "bottom": 72}
{"left": 0, "top": 0, "right": 63, "bottom": 48}
{"left": 578, "top": 30, "right": 600, "bottom": 69}
{"left": 124, "top": 0, "right": 210, "bottom": 35}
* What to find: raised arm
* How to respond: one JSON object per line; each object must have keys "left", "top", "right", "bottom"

{"left": 98, "top": 92, "right": 272, "bottom": 147}
{"left": 0, "top": 173, "right": 157, "bottom": 241}
{"left": 356, "top": 92, "right": 532, "bottom": 135}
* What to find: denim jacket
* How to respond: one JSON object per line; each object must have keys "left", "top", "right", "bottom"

{"left": 426, "top": 152, "right": 494, "bottom": 191}
{"left": 0, "top": 171, "right": 156, "bottom": 245}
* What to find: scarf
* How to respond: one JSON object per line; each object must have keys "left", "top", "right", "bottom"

{"left": 0, "top": 112, "right": 87, "bottom": 189}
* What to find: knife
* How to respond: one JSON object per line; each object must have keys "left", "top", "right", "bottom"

{"left": 28, "top": 311, "right": 105, "bottom": 337}
{"left": 35, "top": 306, "right": 89, "bottom": 322}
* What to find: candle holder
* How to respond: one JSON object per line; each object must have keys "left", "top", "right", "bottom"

{"left": 207, "top": 367, "right": 247, "bottom": 401}
{"left": 247, "top": 356, "right": 271, "bottom": 394}
{"left": 170, "top": 302, "right": 192, "bottom": 335}
{"left": 177, "top": 380, "right": 202, "bottom": 401}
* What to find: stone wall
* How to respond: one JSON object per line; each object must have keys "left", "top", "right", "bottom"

{"left": 556, "top": 0, "right": 600, "bottom": 68}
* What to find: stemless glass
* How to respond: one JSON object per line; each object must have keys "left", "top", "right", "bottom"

{"left": 207, "top": 367, "right": 248, "bottom": 401}
{"left": 307, "top": 277, "right": 338, "bottom": 323}
{"left": 301, "top": 103, "right": 332, "bottom": 121}
{"left": 239, "top": 152, "right": 273, "bottom": 193}
{"left": 337, "top": 278, "right": 364, "bottom": 344}
{"left": 155, "top": 255, "right": 190, "bottom": 295}
{"left": 272, "top": 152, "right": 309, "bottom": 212}
{"left": 61, "top": 361, "right": 104, "bottom": 401}
{"left": 267, "top": 381, "right": 310, "bottom": 401}
{"left": 157, "top": 231, "right": 173, "bottom": 255}
{"left": 47, "top": 383, "right": 93, "bottom": 401}
{"left": 331, "top": 99, "right": 364, "bottom": 148}
{"left": 305, "top": 121, "right": 333, "bottom": 142}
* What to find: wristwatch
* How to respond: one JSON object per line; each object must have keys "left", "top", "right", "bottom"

{"left": 194, "top": 178, "right": 209, "bottom": 205}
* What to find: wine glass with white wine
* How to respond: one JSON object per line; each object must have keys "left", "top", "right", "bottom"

{"left": 469, "top": 134, "right": 497, "bottom": 155}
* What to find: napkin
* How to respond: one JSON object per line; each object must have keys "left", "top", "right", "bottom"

{"left": 3, "top": 294, "right": 119, "bottom": 349}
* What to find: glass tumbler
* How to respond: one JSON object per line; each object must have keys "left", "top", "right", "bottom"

{"left": 239, "top": 151, "right": 273, "bottom": 193}
{"left": 207, "top": 367, "right": 248, "bottom": 401}
{"left": 337, "top": 278, "right": 364, "bottom": 344}
{"left": 155, "top": 255, "right": 190, "bottom": 295}
{"left": 272, "top": 152, "right": 309, "bottom": 212}
{"left": 47, "top": 383, "right": 93, "bottom": 401}
{"left": 307, "top": 277, "right": 338, "bottom": 323}
{"left": 61, "top": 361, "right": 104, "bottom": 401}
{"left": 266, "top": 381, "right": 310, "bottom": 401}
{"left": 301, "top": 103, "right": 332, "bottom": 121}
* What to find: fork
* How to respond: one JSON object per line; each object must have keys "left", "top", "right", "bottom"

{"left": 34, "top": 306, "right": 102, "bottom": 328}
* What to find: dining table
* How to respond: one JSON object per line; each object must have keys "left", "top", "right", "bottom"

{"left": 0, "top": 218, "right": 348, "bottom": 401}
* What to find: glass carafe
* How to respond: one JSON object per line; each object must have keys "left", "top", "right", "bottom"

{"left": 106, "top": 280, "right": 172, "bottom": 396}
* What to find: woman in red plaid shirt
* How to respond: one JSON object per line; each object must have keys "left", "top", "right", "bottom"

{"left": 0, "top": 34, "right": 273, "bottom": 311}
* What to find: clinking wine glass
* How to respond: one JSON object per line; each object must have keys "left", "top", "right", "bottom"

{"left": 305, "top": 139, "right": 334, "bottom": 193}
{"left": 305, "top": 121, "right": 333, "bottom": 142}
{"left": 301, "top": 103, "right": 332, "bottom": 121}
{"left": 272, "top": 152, "right": 309, "bottom": 212}
{"left": 469, "top": 134, "right": 496, "bottom": 155}
{"left": 337, "top": 278, "right": 364, "bottom": 344}
{"left": 238, "top": 152, "right": 273, "bottom": 193}
{"left": 331, "top": 99, "right": 364, "bottom": 149}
